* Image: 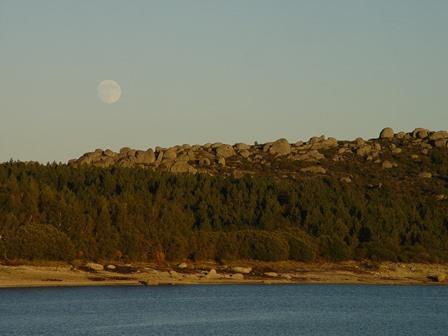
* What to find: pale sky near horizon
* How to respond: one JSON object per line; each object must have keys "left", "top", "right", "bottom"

{"left": 0, "top": 0, "right": 447, "bottom": 163}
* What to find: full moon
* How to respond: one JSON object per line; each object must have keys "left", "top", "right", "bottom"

{"left": 97, "top": 80, "right": 122, "bottom": 104}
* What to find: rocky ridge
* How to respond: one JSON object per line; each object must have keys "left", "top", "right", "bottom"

{"left": 68, "top": 127, "right": 448, "bottom": 180}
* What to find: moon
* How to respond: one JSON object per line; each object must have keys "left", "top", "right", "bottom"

{"left": 97, "top": 80, "right": 122, "bottom": 104}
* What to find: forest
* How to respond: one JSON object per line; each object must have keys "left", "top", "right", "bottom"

{"left": 0, "top": 161, "right": 447, "bottom": 264}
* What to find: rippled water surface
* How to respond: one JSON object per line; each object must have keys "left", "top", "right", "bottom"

{"left": 1, "top": 284, "right": 447, "bottom": 335}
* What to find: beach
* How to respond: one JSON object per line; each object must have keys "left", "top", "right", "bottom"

{"left": 0, "top": 261, "right": 447, "bottom": 288}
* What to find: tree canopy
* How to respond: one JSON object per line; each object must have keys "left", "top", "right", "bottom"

{"left": 0, "top": 162, "right": 447, "bottom": 263}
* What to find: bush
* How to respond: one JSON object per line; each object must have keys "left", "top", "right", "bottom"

{"left": 241, "top": 231, "right": 289, "bottom": 261}
{"left": 401, "top": 245, "right": 434, "bottom": 263}
{"left": 319, "top": 235, "right": 351, "bottom": 261}
{"left": 363, "top": 242, "right": 398, "bottom": 262}
{"left": 189, "top": 231, "right": 218, "bottom": 261}
{"left": 163, "top": 234, "right": 189, "bottom": 261}
{"left": 285, "top": 234, "right": 316, "bottom": 262}
{"left": 10, "top": 223, "right": 75, "bottom": 261}
{"left": 215, "top": 232, "right": 241, "bottom": 261}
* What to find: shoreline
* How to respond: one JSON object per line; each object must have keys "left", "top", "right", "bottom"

{"left": 1, "top": 261, "right": 447, "bottom": 289}
{"left": 3, "top": 282, "right": 447, "bottom": 289}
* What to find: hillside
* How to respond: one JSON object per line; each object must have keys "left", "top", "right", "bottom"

{"left": 1, "top": 127, "right": 447, "bottom": 264}
{"left": 69, "top": 127, "right": 448, "bottom": 181}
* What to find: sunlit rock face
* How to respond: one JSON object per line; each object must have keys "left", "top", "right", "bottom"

{"left": 68, "top": 127, "right": 448, "bottom": 179}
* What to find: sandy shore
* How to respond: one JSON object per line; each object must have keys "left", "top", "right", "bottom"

{"left": 0, "top": 261, "right": 447, "bottom": 288}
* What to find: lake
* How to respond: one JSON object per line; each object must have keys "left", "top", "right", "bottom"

{"left": 0, "top": 284, "right": 447, "bottom": 335}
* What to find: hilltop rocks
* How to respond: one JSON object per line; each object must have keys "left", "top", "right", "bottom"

{"left": 170, "top": 161, "right": 196, "bottom": 174}
{"left": 355, "top": 137, "right": 365, "bottom": 145}
{"left": 135, "top": 149, "right": 155, "bottom": 164}
{"left": 340, "top": 176, "right": 352, "bottom": 183}
{"left": 269, "top": 138, "right": 291, "bottom": 156}
{"left": 68, "top": 127, "right": 448, "bottom": 180}
{"left": 309, "top": 135, "right": 325, "bottom": 144}
{"left": 97, "top": 157, "right": 115, "bottom": 168}
{"left": 291, "top": 150, "right": 325, "bottom": 162}
{"left": 395, "top": 132, "right": 407, "bottom": 139}
{"left": 77, "top": 152, "right": 100, "bottom": 165}
{"left": 103, "top": 149, "right": 116, "bottom": 157}
{"left": 356, "top": 145, "right": 372, "bottom": 157}
{"left": 380, "top": 127, "right": 394, "bottom": 139}
{"left": 391, "top": 147, "right": 402, "bottom": 155}
{"left": 434, "top": 139, "right": 448, "bottom": 148}
{"left": 163, "top": 148, "right": 177, "bottom": 160}
{"left": 232, "top": 170, "right": 245, "bottom": 179}
{"left": 216, "top": 144, "right": 235, "bottom": 158}
{"left": 308, "top": 137, "right": 338, "bottom": 150}
{"left": 382, "top": 160, "right": 394, "bottom": 169}
{"left": 301, "top": 166, "right": 326, "bottom": 174}
{"left": 429, "top": 131, "right": 448, "bottom": 141}
{"left": 198, "top": 157, "right": 211, "bottom": 167}
{"left": 234, "top": 143, "right": 251, "bottom": 151}
{"left": 239, "top": 149, "right": 251, "bottom": 158}
{"left": 412, "top": 128, "right": 429, "bottom": 139}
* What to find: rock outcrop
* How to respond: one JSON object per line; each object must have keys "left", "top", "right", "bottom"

{"left": 68, "top": 127, "right": 448, "bottom": 181}
{"left": 300, "top": 166, "right": 327, "bottom": 174}
{"left": 170, "top": 161, "right": 197, "bottom": 174}
{"left": 269, "top": 138, "right": 291, "bottom": 156}
{"left": 380, "top": 127, "right": 394, "bottom": 139}
{"left": 216, "top": 144, "right": 236, "bottom": 159}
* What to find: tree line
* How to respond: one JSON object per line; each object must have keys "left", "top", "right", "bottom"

{"left": 0, "top": 161, "right": 447, "bottom": 263}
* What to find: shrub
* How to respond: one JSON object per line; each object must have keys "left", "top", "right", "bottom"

{"left": 285, "top": 234, "right": 316, "bottom": 262}
{"left": 215, "top": 232, "right": 241, "bottom": 261}
{"left": 11, "top": 223, "right": 75, "bottom": 261}
{"left": 241, "top": 231, "right": 289, "bottom": 261}
{"left": 189, "top": 231, "right": 218, "bottom": 261}
{"left": 363, "top": 242, "right": 398, "bottom": 262}
{"left": 319, "top": 235, "right": 351, "bottom": 261}
{"left": 163, "top": 234, "right": 189, "bottom": 261}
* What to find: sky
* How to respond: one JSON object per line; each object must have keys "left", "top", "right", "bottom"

{"left": 0, "top": 0, "right": 447, "bottom": 163}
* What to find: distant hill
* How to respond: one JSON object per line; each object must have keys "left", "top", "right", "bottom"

{"left": 1, "top": 127, "right": 447, "bottom": 263}
{"left": 69, "top": 127, "right": 448, "bottom": 181}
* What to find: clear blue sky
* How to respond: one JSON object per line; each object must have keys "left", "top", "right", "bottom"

{"left": 1, "top": 0, "right": 447, "bottom": 163}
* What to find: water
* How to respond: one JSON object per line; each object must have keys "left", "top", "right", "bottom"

{"left": 0, "top": 284, "right": 447, "bottom": 336}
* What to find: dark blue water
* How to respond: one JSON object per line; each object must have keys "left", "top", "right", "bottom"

{"left": 0, "top": 285, "right": 447, "bottom": 335}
